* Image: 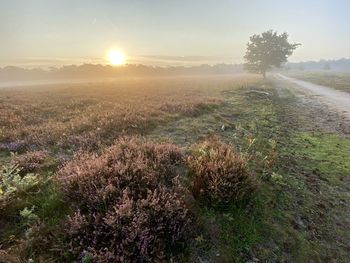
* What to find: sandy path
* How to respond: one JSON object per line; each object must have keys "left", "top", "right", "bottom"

{"left": 276, "top": 74, "right": 350, "bottom": 117}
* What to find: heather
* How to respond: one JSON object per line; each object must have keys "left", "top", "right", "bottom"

{"left": 2, "top": 74, "right": 346, "bottom": 262}
{"left": 0, "top": 75, "right": 268, "bottom": 262}
{"left": 188, "top": 136, "right": 254, "bottom": 207}
{"left": 10, "top": 151, "right": 51, "bottom": 174}
{"left": 56, "top": 137, "right": 194, "bottom": 262}
{"left": 0, "top": 77, "right": 244, "bottom": 152}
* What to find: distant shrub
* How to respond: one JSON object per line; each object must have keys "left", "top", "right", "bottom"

{"left": 11, "top": 151, "right": 50, "bottom": 174}
{"left": 56, "top": 137, "right": 193, "bottom": 262}
{"left": 160, "top": 99, "right": 220, "bottom": 117}
{"left": 188, "top": 136, "right": 254, "bottom": 207}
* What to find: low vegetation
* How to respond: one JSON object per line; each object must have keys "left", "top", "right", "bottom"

{"left": 1, "top": 74, "right": 349, "bottom": 262}
{"left": 10, "top": 151, "right": 52, "bottom": 174}
{"left": 0, "top": 75, "right": 263, "bottom": 262}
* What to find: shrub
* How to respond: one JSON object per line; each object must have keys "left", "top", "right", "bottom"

{"left": 20, "top": 206, "right": 39, "bottom": 227}
{"left": 0, "top": 164, "right": 39, "bottom": 209}
{"left": 56, "top": 137, "right": 194, "bottom": 262}
{"left": 187, "top": 136, "right": 254, "bottom": 207}
{"left": 66, "top": 187, "right": 192, "bottom": 262}
{"left": 11, "top": 151, "right": 50, "bottom": 174}
{"left": 56, "top": 136, "right": 183, "bottom": 211}
{"left": 20, "top": 206, "right": 40, "bottom": 239}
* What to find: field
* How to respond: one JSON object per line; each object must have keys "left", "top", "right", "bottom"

{"left": 286, "top": 71, "right": 350, "bottom": 92}
{"left": 1, "top": 74, "right": 350, "bottom": 262}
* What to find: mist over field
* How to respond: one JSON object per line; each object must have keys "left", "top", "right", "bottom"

{"left": 1, "top": 1, "right": 350, "bottom": 262}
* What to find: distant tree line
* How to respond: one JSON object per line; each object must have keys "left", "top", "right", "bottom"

{"left": 0, "top": 64, "right": 244, "bottom": 82}
{"left": 283, "top": 59, "right": 350, "bottom": 71}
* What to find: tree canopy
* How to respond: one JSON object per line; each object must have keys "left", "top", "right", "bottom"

{"left": 244, "top": 30, "right": 300, "bottom": 77}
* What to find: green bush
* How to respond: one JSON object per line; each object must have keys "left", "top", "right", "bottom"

{"left": 0, "top": 164, "right": 39, "bottom": 209}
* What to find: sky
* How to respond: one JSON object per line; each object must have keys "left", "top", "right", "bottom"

{"left": 1, "top": 0, "right": 350, "bottom": 67}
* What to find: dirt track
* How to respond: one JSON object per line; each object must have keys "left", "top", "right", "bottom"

{"left": 271, "top": 74, "right": 350, "bottom": 136}
{"left": 276, "top": 74, "right": 350, "bottom": 119}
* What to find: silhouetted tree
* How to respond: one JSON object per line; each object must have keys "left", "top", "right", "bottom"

{"left": 244, "top": 30, "right": 300, "bottom": 78}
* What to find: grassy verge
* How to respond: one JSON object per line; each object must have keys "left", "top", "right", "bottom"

{"left": 252, "top": 81, "right": 350, "bottom": 262}
{"left": 149, "top": 78, "right": 350, "bottom": 262}
{"left": 285, "top": 71, "right": 350, "bottom": 93}
{"left": 148, "top": 82, "right": 281, "bottom": 262}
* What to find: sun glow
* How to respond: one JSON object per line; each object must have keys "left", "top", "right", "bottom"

{"left": 107, "top": 49, "right": 127, "bottom": 66}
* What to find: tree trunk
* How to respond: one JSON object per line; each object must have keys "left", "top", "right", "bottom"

{"left": 262, "top": 70, "right": 266, "bottom": 79}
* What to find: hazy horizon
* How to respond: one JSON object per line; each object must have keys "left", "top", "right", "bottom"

{"left": 2, "top": 0, "right": 350, "bottom": 67}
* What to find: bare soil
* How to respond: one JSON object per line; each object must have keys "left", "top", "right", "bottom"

{"left": 273, "top": 74, "right": 350, "bottom": 136}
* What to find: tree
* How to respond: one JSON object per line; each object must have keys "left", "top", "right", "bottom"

{"left": 244, "top": 30, "right": 300, "bottom": 78}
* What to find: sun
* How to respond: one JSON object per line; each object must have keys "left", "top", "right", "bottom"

{"left": 107, "top": 49, "right": 127, "bottom": 66}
